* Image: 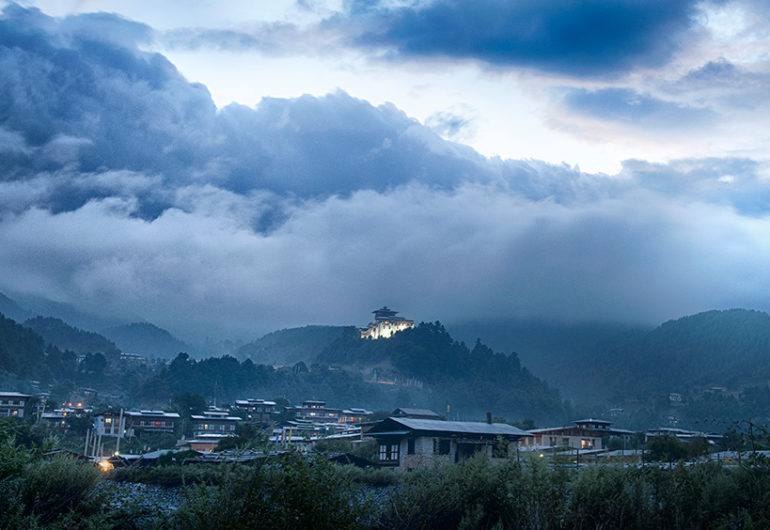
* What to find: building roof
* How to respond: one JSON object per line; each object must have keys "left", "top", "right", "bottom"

{"left": 0, "top": 391, "right": 32, "bottom": 397}
{"left": 191, "top": 414, "right": 241, "bottom": 421}
{"left": 371, "top": 417, "right": 531, "bottom": 437}
{"left": 125, "top": 410, "right": 180, "bottom": 418}
{"left": 235, "top": 399, "right": 276, "bottom": 406}
{"left": 573, "top": 418, "right": 614, "bottom": 426}
{"left": 392, "top": 407, "right": 441, "bottom": 418}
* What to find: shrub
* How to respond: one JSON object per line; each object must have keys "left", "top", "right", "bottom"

{"left": 173, "top": 453, "right": 370, "bottom": 529}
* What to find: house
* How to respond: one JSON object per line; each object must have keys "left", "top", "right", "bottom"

{"left": 234, "top": 398, "right": 277, "bottom": 424}
{"left": 124, "top": 410, "right": 180, "bottom": 435}
{"left": 41, "top": 404, "right": 93, "bottom": 431}
{"left": 95, "top": 409, "right": 127, "bottom": 437}
{"left": 339, "top": 408, "right": 373, "bottom": 424}
{"left": 645, "top": 427, "right": 723, "bottom": 444}
{"left": 0, "top": 392, "right": 32, "bottom": 418}
{"left": 361, "top": 306, "right": 415, "bottom": 340}
{"left": 190, "top": 408, "right": 241, "bottom": 437}
{"left": 293, "top": 400, "right": 341, "bottom": 422}
{"left": 368, "top": 417, "right": 531, "bottom": 470}
{"left": 521, "top": 419, "right": 634, "bottom": 451}
{"left": 392, "top": 407, "right": 442, "bottom": 420}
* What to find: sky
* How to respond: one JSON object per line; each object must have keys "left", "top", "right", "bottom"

{"left": 1, "top": 0, "right": 770, "bottom": 341}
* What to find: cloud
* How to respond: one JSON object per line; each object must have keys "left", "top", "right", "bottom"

{"left": 425, "top": 107, "right": 475, "bottom": 141}
{"left": 162, "top": 23, "right": 306, "bottom": 54}
{"left": 561, "top": 87, "right": 716, "bottom": 128}
{"left": 1, "top": 4, "right": 770, "bottom": 340}
{"left": 668, "top": 59, "right": 770, "bottom": 110}
{"left": 332, "top": 0, "right": 702, "bottom": 77}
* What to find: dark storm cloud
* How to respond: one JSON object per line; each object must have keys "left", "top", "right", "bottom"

{"left": 562, "top": 87, "right": 715, "bottom": 127}
{"left": 333, "top": 0, "right": 700, "bottom": 77}
{"left": 1, "top": 4, "right": 768, "bottom": 339}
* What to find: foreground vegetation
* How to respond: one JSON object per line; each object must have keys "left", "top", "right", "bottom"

{"left": 4, "top": 420, "right": 770, "bottom": 529}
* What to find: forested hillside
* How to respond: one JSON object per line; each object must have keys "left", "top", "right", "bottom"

{"left": 24, "top": 316, "right": 120, "bottom": 359}
{"left": 125, "top": 323, "right": 568, "bottom": 423}
{"left": 589, "top": 309, "right": 770, "bottom": 401}
{"left": 318, "top": 322, "right": 567, "bottom": 422}
{"left": 447, "top": 318, "right": 645, "bottom": 398}
{"left": 102, "top": 322, "right": 190, "bottom": 359}
{"left": 237, "top": 325, "right": 351, "bottom": 365}
{"left": 0, "top": 312, "right": 82, "bottom": 393}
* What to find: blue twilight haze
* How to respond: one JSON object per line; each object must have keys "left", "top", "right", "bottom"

{"left": 0, "top": 1, "right": 769, "bottom": 340}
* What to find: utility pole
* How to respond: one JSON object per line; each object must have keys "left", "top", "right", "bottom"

{"left": 115, "top": 408, "right": 124, "bottom": 454}
{"left": 83, "top": 429, "right": 90, "bottom": 457}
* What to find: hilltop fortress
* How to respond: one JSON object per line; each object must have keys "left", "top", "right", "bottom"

{"left": 360, "top": 306, "right": 414, "bottom": 340}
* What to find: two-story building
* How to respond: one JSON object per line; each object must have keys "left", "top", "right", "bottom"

{"left": 0, "top": 392, "right": 32, "bottom": 418}
{"left": 124, "top": 410, "right": 180, "bottom": 435}
{"left": 190, "top": 409, "right": 241, "bottom": 437}
{"left": 294, "top": 400, "right": 341, "bottom": 422}
{"left": 368, "top": 417, "right": 531, "bottom": 471}
{"left": 522, "top": 419, "right": 634, "bottom": 451}
{"left": 234, "top": 398, "right": 277, "bottom": 424}
{"left": 95, "top": 409, "right": 127, "bottom": 437}
{"left": 339, "top": 408, "right": 373, "bottom": 424}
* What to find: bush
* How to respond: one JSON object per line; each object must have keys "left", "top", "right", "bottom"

{"left": 173, "top": 453, "right": 370, "bottom": 529}
{"left": 0, "top": 451, "right": 102, "bottom": 528}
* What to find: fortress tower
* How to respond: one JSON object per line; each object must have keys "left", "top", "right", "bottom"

{"left": 360, "top": 306, "right": 415, "bottom": 339}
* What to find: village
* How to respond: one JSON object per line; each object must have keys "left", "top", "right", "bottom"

{"left": 0, "top": 389, "right": 743, "bottom": 471}
{"left": 0, "top": 306, "right": 750, "bottom": 471}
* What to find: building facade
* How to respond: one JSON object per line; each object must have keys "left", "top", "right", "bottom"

{"left": 234, "top": 398, "right": 277, "bottom": 424}
{"left": 190, "top": 409, "right": 241, "bottom": 437}
{"left": 368, "top": 417, "right": 531, "bottom": 471}
{"left": 0, "top": 392, "right": 31, "bottom": 418}
{"left": 293, "top": 400, "right": 341, "bottom": 422}
{"left": 124, "top": 410, "right": 180, "bottom": 435}
{"left": 522, "top": 419, "right": 633, "bottom": 451}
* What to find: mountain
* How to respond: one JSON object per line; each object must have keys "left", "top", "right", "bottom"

{"left": 0, "top": 312, "right": 48, "bottom": 382}
{"left": 24, "top": 316, "right": 121, "bottom": 359}
{"left": 0, "top": 292, "right": 30, "bottom": 324}
{"left": 589, "top": 309, "right": 770, "bottom": 401}
{"left": 446, "top": 318, "right": 645, "bottom": 400}
{"left": 133, "top": 322, "right": 568, "bottom": 424}
{"left": 6, "top": 291, "right": 130, "bottom": 332}
{"left": 102, "top": 322, "right": 191, "bottom": 359}
{"left": 237, "top": 325, "right": 352, "bottom": 365}
{"left": 317, "top": 322, "right": 567, "bottom": 423}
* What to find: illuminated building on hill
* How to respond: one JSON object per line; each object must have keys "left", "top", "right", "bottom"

{"left": 361, "top": 306, "right": 414, "bottom": 340}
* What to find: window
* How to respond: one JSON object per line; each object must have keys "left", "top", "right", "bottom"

{"left": 433, "top": 439, "right": 450, "bottom": 455}
{"left": 407, "top": 438, "right": 415, "bottom": 455}
{"left": 581, "top": 439, "right": 594, "bottom": 449}
{"left": 380, "top": 443, "right": 399, "bottom": 461}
